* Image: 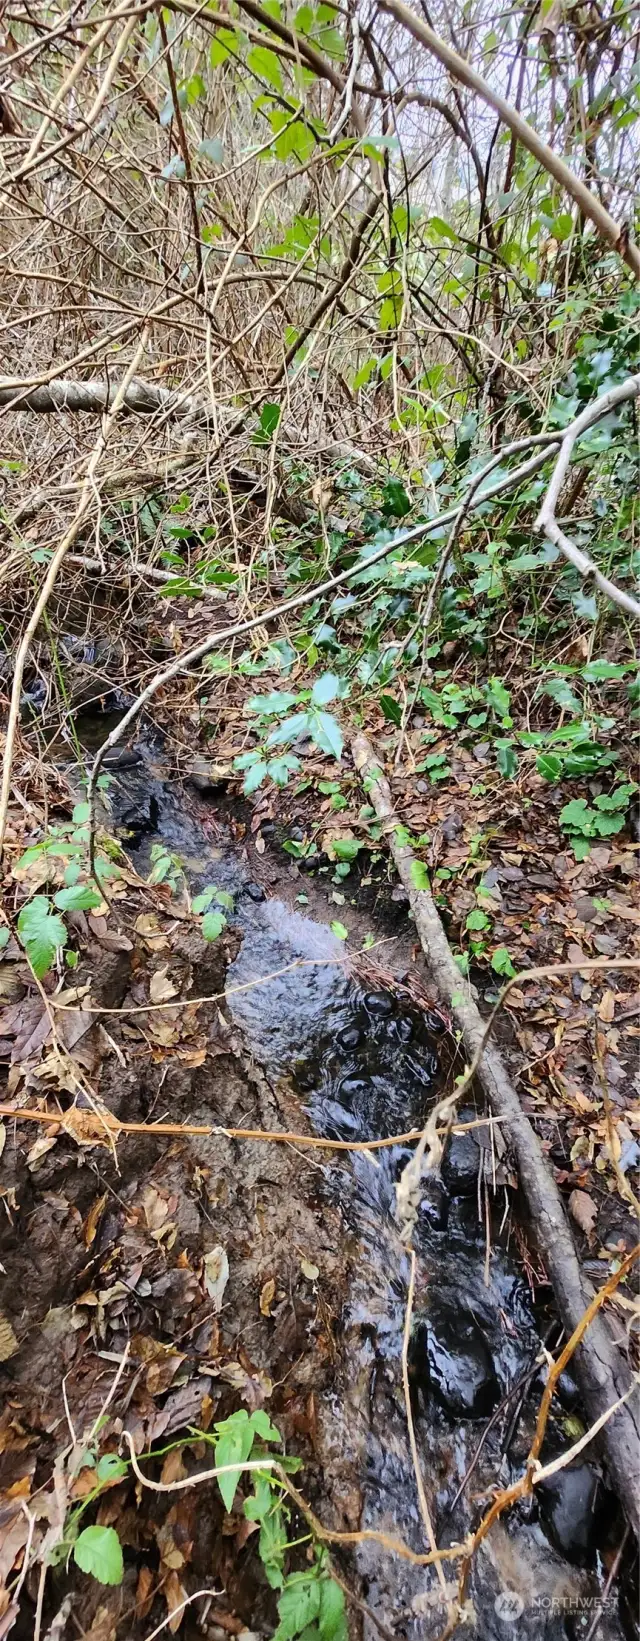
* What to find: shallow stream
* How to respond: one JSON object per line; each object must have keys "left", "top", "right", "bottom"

{"left": 85, "top": 744, "right": 628, "bottom": 1640}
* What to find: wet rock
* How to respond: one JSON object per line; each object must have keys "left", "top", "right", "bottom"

{"left": 339, "top": 1025, "right": 362, "bottom": 1050}
{"left": 411, "top": 1302, "right": 499, "bottom": 1419}
{"left": 555, "top": 1368, "right": 580, "bottom": 1412}
{"left": 424, "top": 1009, "right": 445, "bottom": 1034}
{"left": 418, "top": 1177, "right": 449, "bottom": 1233}
{"left": 339, "top": 1075, "right": 373, "bottom": 1105}
{"left": 395, "top": 1016, "right": 413, "bottom": 1043}
{"left": 537, "top": 1464, "right": 601, "bottom": 1566}
{"left": 364, "top": 991, "right": 394, "bottom": 1017}
{"left": 418, "top": 1051, "right": 439, "bottom": 1083}
{"left": 442, "top": 1110, "right": 483, "bottom": 1196}
{"left": 242, "top": 881, "right": 266, "bottom": 902}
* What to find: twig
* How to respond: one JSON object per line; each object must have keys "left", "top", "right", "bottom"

{"left": 401, "top": 1250, "right": 453, "bottom": 1607}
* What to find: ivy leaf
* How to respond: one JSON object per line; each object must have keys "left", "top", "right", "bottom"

{"left": 466, "top": 909, "right": 490, "bottom": 931}
{"left": 73, "top": 1525, "right": 123, "bottom": 1585}
{"left": 491, "top": 946, "right": 517, "bottom": 978}
{"left": 202, "top": 910, "right": 227, "bottom": 941}
{"left": 380, "top": 694, "right": 402, "bottom": 725}
{"left": 54, "top": 885, "right": 102, "bottom": 912}
{"left": 410, "top": 860, "right": 430, "bottom": 892}
{"left": 332, "top": 839, "right": 359, "bottom": 862}
{"left": 310, "top": 711, "right": 343, "bottom": 759}
{"left": 17, "top": 896, "right": 67, "bottom": 978}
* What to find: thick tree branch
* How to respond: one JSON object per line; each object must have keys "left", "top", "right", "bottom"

{"left": 377, "top": 0, "right": 640, "bottom": 280}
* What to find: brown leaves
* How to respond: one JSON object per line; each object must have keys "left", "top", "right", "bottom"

{"left": 569, "top": 1189, "right": 598, "bottom": 1239}
{"left": 203, "top": 1246, "right": 229, "bottom": 1311}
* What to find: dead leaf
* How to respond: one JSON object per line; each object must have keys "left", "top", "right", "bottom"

{"left": 62, "top": 1106, "right": 119, "bottom": 1147}
{"left": 164, "top": 1570, "right": 188, "bottom": 1633}
{"left": 135, "top": 1567, "right": 155, "bottom": 1619}
{"left": 149, "top": 966, "right": 178, "bottom": 1004}
{"left": 0, "top": 1315, "right": 18, "bottom": 1362}
{"left": 259, "top": 1278, "right": 276, "bottom": 1317}
{"left": 598, "top": 989, "right": 615, "bottom": 1023}
{"left": 160, "top": 1448, "right": 187, "bottom": 1486}
{"left": 569, "top": 1189, "right": 598, "bottom": 1238}
{"left": 203, "top": 1246, "right": 229, "bottom": 1312}
{"left": 84, "top": 1192, "right": 107, "bottom": 1247}
{"left": 0, "top": 1125, "right": 5, "bottom": 1163}
{"left": 300, "top": 1259, "right": 319, "bottom": 1281}
{"left": 77, "top": 1607, "right": 116, "bottom": 1641}
{"left": 26, "top": 1134, "right": 57, "bottom": 1171}
{"left": 254, "top": 835, "right": 265, "bottom": 855}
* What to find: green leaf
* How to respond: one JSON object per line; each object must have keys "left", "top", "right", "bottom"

{"left": 466, "top": 909, "right": 490, "bottom": 931}
{"left": 318, "top": 1578, "right": 348, "bottom": 1640}
{"left": 537, "top": 753, "right": 563, "bottom": 781}
{"left": 73, "top": 1525, "right": 123, "bottom": 1586}
{"left": 491, "top": 947, "right": 517, "bottom": 978}
{"left": 485, "top": 677, "right": 510, "bottom": 718}
{"left": 310, "top": 711, "right": 343, "bottom": 759}
{"left": 54, "top": 885, "right": 102, "bottom": 912}
{"left": 380, "top": 694, "right": 402, "bottom": 725}
{"left": 17, "top": 895, "right": 67, "bottom": 978}
{"left": 274, "top": 1574, "right": 322, "bottom": 1640}
{"left": 582, "top": 660, "right": 626, "bottom": 683}
{"left": 249, "top": 1409, "right": 281, "bottom": 1443}
{"left": 247, "top": 45, "right": 284, "bottom": 89}
{"left": 267, "top": 755, "right": 300, "bottom": 787}
{"left": 199, "top": 136, "right": 225, "bottom": 164}
{"left": 160, "top": 153, "right": 186, "bottom": 182}
{"left": 410, "top": 860, "right": 430, "bottom": 892}
{"left": 559, "top": 797, "right": 591, "bottom": 834}
{"left": 72, "top": 803, "right": 91, "bottom": 824}
{"left": 542, "top": 676, "right": 582, "bottom": 715}
{"left": 96, "top": 1453, "right": 128, "bottom": 1482}
{"left": 215, "top": 889, "right": 235, "bottom": 909}
{"left": 267, "top": 712, "right": 310, "bottom": 747}
{"left": 202, "top": 910, "right": 227, "bottom": 941}
{"left": 594, "top": 785, "right": 635, "bottom": 811}
{"left": 214, "top": 1411, "right": 255, "bottom": 1512}
{"left": 192, "top": 887, "right": 216, "bottom": 914}
{"left": 0, "top": 927, "right": 10, "bottom": 951}
{"left": 248, "top": 691, "right": 298, "bottom": 716}
{"left": 243, "top": 761, "right": 269, "bottom": 794}
{"left": 311, "top": 672, "right": 340, "bottom": 707}
{"left": 495, "top": 740, "right": 518, "bottom": 778}
{"left": 330, "top": 921, "right": 348, "bottom": 940}
{"left": 332, "top": 839, "right": 359, "bottom": 862}
{"left": 573, "top": 837, "right": 591, "bottom": 861}
{"left": 259, "top": 402, "right": 282, "bottom": 438}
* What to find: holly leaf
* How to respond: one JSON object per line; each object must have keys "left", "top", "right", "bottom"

{"left": 73, "top": 1525, "right": 123, "bottom": 1585}
{"left": 310, "top": 711, "right": 343, "bottom": 759}
{"left": 311, "top": 672, "right": 340, "bottom": 707}
{"left": 17, "top": 895, "right": 67, "bottom": 978}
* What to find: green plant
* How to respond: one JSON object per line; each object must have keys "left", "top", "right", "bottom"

{"left": 559, "top": 784, "right": 636, "bottom": 859}
{"left": 192, "top": 883, "right": 234, "bottom": 941}
{"left": 234, "top": 674, "right": 347, "bottom": 795}
{"left": 13, "top": 804, "right": 118, "bottom": 978}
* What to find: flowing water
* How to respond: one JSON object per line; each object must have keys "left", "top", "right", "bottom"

{"left": 79, "top": 739, "right": 628, "bottom": 1640}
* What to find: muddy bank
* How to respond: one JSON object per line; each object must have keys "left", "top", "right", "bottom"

{"left": 0, "top": 757, "right": 634, "bottom": 1640}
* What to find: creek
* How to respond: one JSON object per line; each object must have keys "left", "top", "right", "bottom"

{"left": 77, "top": 731, "right": 629, "bottom": 1640}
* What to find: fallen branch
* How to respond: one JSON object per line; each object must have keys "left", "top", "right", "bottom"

{"left": 536, "top": 372, "right": 640, "bottom": 617}
{"left": 351, "top": 733, "right": 640, "bottom": 1534}
{"left": 0, "top": 375, "right": 227, "bottom": 424}
{"left": 377, "top": 0, "right": 640, "bottom": 281}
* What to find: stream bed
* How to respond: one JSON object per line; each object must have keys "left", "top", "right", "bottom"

{"left": 79, "top": 744, "right": 631, "bottom": 1638}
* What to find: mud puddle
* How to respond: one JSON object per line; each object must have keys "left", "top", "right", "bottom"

{"left": 86, "top": 747, "right": 629, "bottom": 1641}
